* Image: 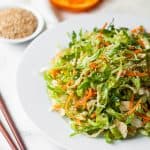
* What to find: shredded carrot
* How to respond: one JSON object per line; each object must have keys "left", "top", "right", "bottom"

{"left": 97, "top": 34, "right": 110, "bottom": 48}
{"left": 61, "top": 85, "right": 67, "bottom": 90}
{"left": 101, "top": 22, "right": 108, "bottom": 30}
{"left": 66, "top": 80, "right": 74, "bottom": 86}
{"left": 90, "top": 112, "right": 96, "bottom": 119}
{"left": 129, "top": 94, "right": 134, "bottom": 109}
{"left": 75, "top": 119, "right": 81, "bottom": 124}
{"left": 89, "top": 62, "right": 97, "bottom": 69}
{"left": 85, "top": 88, "right": 94, "bottom": 100}
{"left": 131, "top": 26, "right": 144, "bottom": 33}
{"left": 143, "top": 119, "right": 150, "bottom": 124}
{"left": 127, "top": 99, "right": 141, "bottom": 115}
{"left": 52, "top": 104, "right": 61, "bottom": 111}
{"left": 127, "top": 48, "right": 142, "bottom": 57}
{"left": 137, "top": 39, "right": 145, "bottom": 48}
{"left": 75, "top": 88, "right": 95, "bottom": 108}
{"left": 134, "top": 49, "right": 142, "bottom": 54}
{"left": 104, "top": 41, "right": 110, "bottom": 47}
{"left": 97, "top": 33, "right": 103, "bottom": 41}
{"left": 50, "top": 69, "right": 60, "bottom": 78}
{"left": 138, "top": 114, "right": 150, "bottom": 121}
{"left": 125, "top": 71, "right": 147, "bottom": 77}
{"left": 136, "top": 112, "right": 150, "bottom": 122}
{"left": 62, "top": 80, "right": 74, "bottom": 90}
{"left": 126, "top": 54, "right": 133, "bottom": 58}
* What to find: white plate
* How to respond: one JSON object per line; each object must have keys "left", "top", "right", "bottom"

{"left": 0, "top": 4, "right": 44, "bottom": 44}
{"left": 17, "top": 14, "right": 150, "bottom": 150}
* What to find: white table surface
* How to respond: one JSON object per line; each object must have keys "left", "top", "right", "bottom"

{"left": 0, "top": 0, "right": 150, "bottom": 149}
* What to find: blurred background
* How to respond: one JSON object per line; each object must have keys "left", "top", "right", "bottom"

{"left": 1, "top": 0, "right": 150, "bottom": 25}
{"left": 0, "top": 0, "right": 150, "bottom": 150}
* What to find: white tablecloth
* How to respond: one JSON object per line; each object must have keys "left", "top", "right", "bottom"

{"left": 0, "top": 0, "right": 150, "bottom": 149}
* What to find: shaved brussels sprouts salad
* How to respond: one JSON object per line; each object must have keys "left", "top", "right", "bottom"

{"left": 44, "top": 22, "right": 150, "bottom": 143}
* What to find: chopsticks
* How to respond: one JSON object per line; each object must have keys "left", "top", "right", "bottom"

{"left": 0, "top": 93, "right": 26, "bottom": 150}
{"left": 0, "top": 120, "right": 18, "bottom": 150}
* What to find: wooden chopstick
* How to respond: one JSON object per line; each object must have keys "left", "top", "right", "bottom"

{"left": 0, "top": 120, "right": 18, "bottom": 150}
{"left": 0, "top": 93, "right": 26, "bottom": 150}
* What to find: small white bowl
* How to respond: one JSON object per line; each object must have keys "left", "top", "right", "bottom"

{"left": 0, "top": 4, "right": 45, "bottom": 44}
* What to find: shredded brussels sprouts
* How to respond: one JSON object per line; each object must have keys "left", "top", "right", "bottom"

{"left": 44, "top": 23, "right": 150, "bottom": 143}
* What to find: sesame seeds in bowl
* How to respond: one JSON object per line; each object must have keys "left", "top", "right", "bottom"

{"left": 0, "top": 4, "right": 44, "bottom": 44}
